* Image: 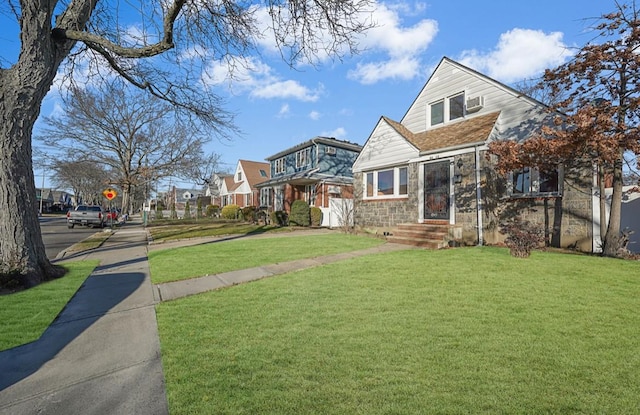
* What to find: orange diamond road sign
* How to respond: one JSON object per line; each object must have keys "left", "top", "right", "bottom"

{"left": 103, "top": 188, "right": 117, "bottom": 201}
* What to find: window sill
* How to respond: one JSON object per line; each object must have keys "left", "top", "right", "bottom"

{"left": 363, "top": 195, "right": 409, "bottom": 202}
{"left": 506, "top": 192, "right": 562, "bottom": 200}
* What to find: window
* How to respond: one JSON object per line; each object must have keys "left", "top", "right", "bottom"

{"left": 259, "top": 169, "right": 268, "bottom": 177}
{"left": 430, "top": 100, "right": 444, "bottom": 126}
{"left": 509, "top": 167, "right": 561, "bottom": 196}
{"left": 237, "top": 171, "right": 242, "bottom": 181}
{"left": 275, "top": 158, "right": 285, "bottom": 174}
{"left": 429, "top": 92, "right": 465, "bottom": 126}
{"left": 449, "top": 93, "right": 465, "bottom": 121}
{"left": 260, "top": 188, "right": 273, "bottom": 207}
{"left": 366, "top": 172, "right": 374, "bottom": 197}
{"left": 296, "top": 147, "right": 311, "bottom": 168}
{"left": 399, "top": 167, "right": 408, "bottom": 195}
{"left": 363, "top": 166, "right": 410, "bottom": 199}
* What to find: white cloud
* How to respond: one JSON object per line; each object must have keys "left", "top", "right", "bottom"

{"left": 278, "top": 104, "right": 291, "bottom": 118}
{"left": 458, "top": 28, "right": 572, "bottom": 83}
{"left": 347, "top": 3, "right": 437, "bottom": 84}
{"left": 251, "top": 80, "right": 322, "bottom": 101}
{"left": 201, "top": 57, "right": 322, "bottom": 101}
{"left": 321, "top": 127, "right": 347, "bottom": 139}
{"left": 349, "top": 56, "right": 421, "bottom": 84}
{"left": 252, "top": 1, "right": 437, "bottom": 85}
{"left": 309, "top": 110, "right": 321, "bottom": 120}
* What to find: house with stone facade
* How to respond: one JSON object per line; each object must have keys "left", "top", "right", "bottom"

{"left": 352, "top": 57, "right": 596, "bottom": 252}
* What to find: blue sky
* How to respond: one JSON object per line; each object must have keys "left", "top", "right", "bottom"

{"left": 202, "top": 0, "right": 608, "bottom": 174}
{"left": 1, "top": 1, "right": 617, "bottom": 188}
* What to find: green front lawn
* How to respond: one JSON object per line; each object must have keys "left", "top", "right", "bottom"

{"left": 148, "top": 234, "right": 384, "bottom": 284}
{"left": 156, "top": 247, "right": 640, "bottom": 414}
{"left": 0, "top": 261, "right": 99, "bottom": 351}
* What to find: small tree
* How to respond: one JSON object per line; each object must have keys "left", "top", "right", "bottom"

{"left": 500, "top": 218, "right": 546, "bottom": 258}
{"left": 289, "top": 200, "right": 310, "bottom": 226}
{"left": 183, "top": 201, "right": 192, "bottom": 219}
{"left": 489, "top": 2, "right": 640, "bottom": 257}
{"left": 170, "top": 203, "right": 177, "bottom": 220}
{"left": 196, "top": 199, "right": 203, "bottom": 219}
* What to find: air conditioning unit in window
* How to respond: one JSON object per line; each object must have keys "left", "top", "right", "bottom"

{"left": 466, "top": 96, "right": 484, "bottom": 112}
{"left": 325, "top": 147, "right": 336, "bottom": 155}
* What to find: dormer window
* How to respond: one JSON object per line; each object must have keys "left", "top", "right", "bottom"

{"left": 429, "top": 91, "right": 465, "bottom": 127}
{"left": 275, "top": 158, "right": 285, "bottom": 174}
{"left": 430, "top": 100, "right": 444, "bottom": 126}
{"left": 449, "top": 92, "right": 465, "bottom": 121}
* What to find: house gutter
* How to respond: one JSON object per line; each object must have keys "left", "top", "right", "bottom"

{"left": 418, "top": 140, "right": 487, "bottom": 157}
{"left": 475, "top": 145, "right": 484, "bottom": 246}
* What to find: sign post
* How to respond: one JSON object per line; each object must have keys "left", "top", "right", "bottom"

{"left": 102, "top": 188, "right": 118, "bottom": 228}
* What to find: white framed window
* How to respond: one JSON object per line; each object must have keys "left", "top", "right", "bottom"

{"left": 296, "top": 148, "right": 311, "bottom": 168}
{"left": 237, "top": 171, "right": 242, "bottom": 181}
{"left": 275, "top": 158, "right": 285, "bottom": 174}
{"left": 429, "top": 92, "right": 465, "bottom": 127}
{"left": 508, "top": 167, "right": 562, "bottom": 197}
{"left": 363, "top": 166, "right": 409, "bottom": 199}
{"left": 260, "top": 188, "right": 273, "bottom": 207}
{"left": 430, "top": 100, "right": 444, "bottom": 126}
{"left": 449, "top": 92, "right": 465, "bottom": 121}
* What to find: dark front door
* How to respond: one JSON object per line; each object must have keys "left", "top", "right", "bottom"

{"left": 424, "top": 161, "right": 450, "bottom": 220}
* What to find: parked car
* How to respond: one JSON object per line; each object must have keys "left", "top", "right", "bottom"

{"left": 66, "top": 205, "right": 105, "bottom": 229}
{"left": 105, "top": 208, "right": 119, "bottom": 221}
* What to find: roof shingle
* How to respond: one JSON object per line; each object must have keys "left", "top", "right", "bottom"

{"left": 383, "top": 111, "right": 500, "bottom": 153}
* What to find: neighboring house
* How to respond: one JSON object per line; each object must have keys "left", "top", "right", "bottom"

{"left": 168, "top": 186, "right": 203, "bottom": 210}
{"left": 256, "top": 136, "right": 362, "bottom": 227}
{"left": 206, "top": 173, "right": 232, "bottom": 206}
{"left": 217, "top": 160, "right": 270, "bottom": 207}
{"left": 35, "top": 188, "right": 54, "bottom": 213}
{"left": 51, "top": 190, "right": 74, "bottom": 211}
{"left": 352, "top": 57, "right": 595, "bottom": 251}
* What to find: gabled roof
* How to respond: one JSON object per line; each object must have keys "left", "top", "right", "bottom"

{"left": 382, "top": 111, "right": 500, "bottom": 154}
{"left": 238, "top": 159, "right": 270, "bottom": 187}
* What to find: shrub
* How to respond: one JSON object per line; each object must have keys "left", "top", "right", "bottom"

{"left": 310, "top": 206, "right": 323, "bottom": 227}
{"left": 242, "top": 206, "right": 256, "bottom": 222}
{"left": 270, "top": 210, "right": 288, "bottom": 226}
{"left": 289, "top": 200, "right": 310, "bottom": 226}
{"left": 206, "top": 205, "right": 219, "bottom": 218}
{"left": 183, "top": 201, "right": 192, "bottom": 219}
{"left": 196, "top": 199, "right": 203, "bottom": 219}
{"left": 500, "top": 218, "right": 545, "bottom": 258}
{"left": 221, "top": 204, "right": 240, "bottom": 220}
{"left": 155, "top": 209, "right": 164, "bottom": 220}
{"left": 170, "top": 203, "right": 177, "bottom": 220}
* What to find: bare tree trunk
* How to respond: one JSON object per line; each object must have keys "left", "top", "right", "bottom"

{"left": 0, "top": 3, "right": 91, "bottom": 287}
{"left": 602, "top": 151, "right": 624, "bottom": 257}
{"left": 0, "top": 71, "right": 65, "bottom": 287}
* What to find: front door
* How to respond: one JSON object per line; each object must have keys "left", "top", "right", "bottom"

{"left": 424, "top": 161, "right": 450, "bottom": 220}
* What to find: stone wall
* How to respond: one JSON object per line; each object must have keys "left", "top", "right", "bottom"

{"left": 353, "top": 163, "right": 419, "bottom": 232}
{"left": 353, "top": 154, "right": 594, "bottom": 251}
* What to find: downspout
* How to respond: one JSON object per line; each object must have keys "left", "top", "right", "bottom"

{"left": 475, "top": 145, "right": 484, "bottom": 246}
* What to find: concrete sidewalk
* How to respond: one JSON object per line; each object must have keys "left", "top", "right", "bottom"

{"left": 0, "top": 220, "right": 411, "bottom": 414}
{"left": 0, "top": 224, "right": 167, "bottom": 415}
